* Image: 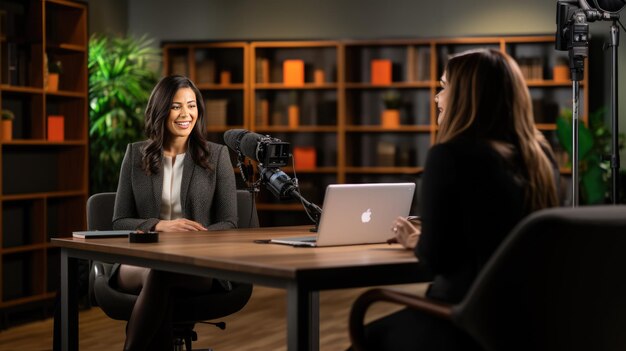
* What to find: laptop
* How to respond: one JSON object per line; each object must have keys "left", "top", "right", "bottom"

{"left": 270, "top": 183, "right": 415, "bottom": 247}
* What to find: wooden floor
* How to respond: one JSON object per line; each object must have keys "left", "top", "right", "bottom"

{"left": 0, "top": 284, "right": 427, "bottom": 351}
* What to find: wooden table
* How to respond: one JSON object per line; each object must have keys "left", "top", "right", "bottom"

{"left": 53, "top": 226, "right": 423, "bottom": 351}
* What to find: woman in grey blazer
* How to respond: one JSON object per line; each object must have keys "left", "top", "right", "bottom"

{"left": 111, "top": 75, "right": 237, "bottom": 351}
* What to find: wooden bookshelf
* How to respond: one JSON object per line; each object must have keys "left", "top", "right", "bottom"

{"left": 0, "top": 0, "right": 88, "bottom": 318}
{"left": 163, "top": 35, "right": 587, "bottom": 227}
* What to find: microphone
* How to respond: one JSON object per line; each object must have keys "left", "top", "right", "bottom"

{"left": 223, "top": 129, "right": 290, "bottom": 168}
{"left": 223, "top": 128, "right": 323, "bottom": 225}
{"left": 223, "top": 129, "right": 296, "bottom": 199}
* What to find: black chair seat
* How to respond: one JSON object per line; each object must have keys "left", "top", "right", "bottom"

{"left": 87, "top": 190, "right": 258, "bottom": 350}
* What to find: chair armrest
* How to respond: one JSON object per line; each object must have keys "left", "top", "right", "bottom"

{"left": 349, "top": 288, "right": 453, "bottom": 351}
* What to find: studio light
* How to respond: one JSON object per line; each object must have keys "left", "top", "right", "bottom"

{"left": 581, "top": 0, "right": 625, "bottom": 13}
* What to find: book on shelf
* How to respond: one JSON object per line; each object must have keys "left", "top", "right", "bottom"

{"left": 406, "top": 46, "right": 415, "bottom": 82}
{"left": 205, "top": 99, "right": 228, "bottom": 126}
{"left": 5, "top": 42, "right": 18, "bottom": 85}
{"left": 407, "top": 47, "right": 431, "bottom": 82}
{"left": 196, "top": 60, "right": 215, "bottom": 84}
{"left": 377, "top": 141, "right": 396, "bottom": 167}
{"left": 518, "top": 57, "right": 544, "bottom": 80}
{"left": 255, "top": 98, "right": 269, "bottom": 126}
{"left": 416, "top": 48, "right": 431, "bottom": 81}
{"left": 170, "top": 55, "right": 188, "bottom": 76}
{"left": 283, "top": 60, "right": 305, "bottom": 86}
{"left": 256, "top": 58, "right": 270, "bottom": 83}
{"left": 271, "top": 111, "right": 286, "bottom": 126}
{"left": 371, "top": 59, "right": 392, "bottom": 85}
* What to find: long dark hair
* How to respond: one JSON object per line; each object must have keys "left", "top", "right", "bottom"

{"left": 437, "top": 49, "right": 558, "bottom": 211}
{"left": 141, "top": 75, "right": 211, "bottom": 175}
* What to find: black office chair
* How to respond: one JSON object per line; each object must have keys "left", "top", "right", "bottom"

{"left": 349, "top": 205, "right": 626, "bottom": 351}
{"left": 88, "top": 190, "right": 258, "bottom": 351}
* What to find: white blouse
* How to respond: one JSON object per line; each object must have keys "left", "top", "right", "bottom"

{"left": 160, "top": 153, "right": 185, "bottom": 220}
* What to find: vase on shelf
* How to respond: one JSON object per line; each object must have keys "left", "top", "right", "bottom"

{"left": 1, "top": 120, "right": 13, "bottom": 141}
{"left": 288, "top": 105, "right": 300, "bottom": 128}
{"left": 381, "top": 109, "right": 400, "bottom": 129}
{"left": 47, "top": 73, "right": 59, "bottom": 91}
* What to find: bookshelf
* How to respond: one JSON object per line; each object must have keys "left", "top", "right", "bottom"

{"left": 163, "top": 35, "right": 586, "bottom": 227}
{"left": 0, "top": 0, "right": 88, "bottom": 320}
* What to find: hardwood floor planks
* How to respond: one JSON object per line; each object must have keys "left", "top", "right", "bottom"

{"left": 0, "top": 284, "right": 426, "bottom": 350}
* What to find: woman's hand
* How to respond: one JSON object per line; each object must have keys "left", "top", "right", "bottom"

{"left": 390, "top": 216, "right": 421, "bottom": 250}
{"left": 154, "top": 218, "right": 207, "bottom": 232}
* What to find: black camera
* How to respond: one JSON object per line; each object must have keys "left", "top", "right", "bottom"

{"left": 256, "top": 136, "right": 291, "bottom": 168}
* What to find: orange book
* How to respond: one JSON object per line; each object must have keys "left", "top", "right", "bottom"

{"left": 48, "top": 115, "right": 65, "bottom": 141}
{"left": 283, "top": 60, "right": 305, "bottom": 86}
{"left": 371, "top": 59, "right": 392, "bottom": 85}
{"left": 293, "top": 147, "right": 316, "bottom": 170}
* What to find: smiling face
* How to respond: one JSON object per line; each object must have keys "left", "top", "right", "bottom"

{"left": 166, "top": 87, "right": 198, "bottom": 142}
{"left": 435, "top": 73, "right": 448, "bottom": 125}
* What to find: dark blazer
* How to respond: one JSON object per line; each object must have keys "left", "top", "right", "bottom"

{"left": 112, "top": 140, "right": 237, "bottom": 232}
{"left": 418, "top": 138, "right": 558, "bottom": 304}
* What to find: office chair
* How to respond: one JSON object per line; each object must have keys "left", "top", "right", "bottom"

{"left": 88, "top": 190, "right": 258, "bottom": 351}
{"left": 349, "top": 205, "right": 626, "bottom": 351}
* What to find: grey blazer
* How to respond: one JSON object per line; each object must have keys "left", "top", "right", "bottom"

{"left": 112, "top": 140, "right": 238, "bottom": 232}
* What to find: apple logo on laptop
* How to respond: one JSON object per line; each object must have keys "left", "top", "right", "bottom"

{"left": 361, "top": 209, "right": 372, "bottom": 223}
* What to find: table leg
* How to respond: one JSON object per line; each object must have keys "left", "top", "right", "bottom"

{"left": 287, "top": 284, "right": 319, "bottom": 351}
{"left": 61, "top": 249, "right": 78, "bottom": 351}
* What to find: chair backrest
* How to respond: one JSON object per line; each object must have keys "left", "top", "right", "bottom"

{"left": 86, "top": 190, "right": 258, "bottom": 230}
{"left": 87, "top": 192, "right": 116, "bottom": 231}
{"left": 453, "top": 206, "right": 626, "bottom": 351}
{"left": 236, "top": 189, "right": 259, "bottom": 228}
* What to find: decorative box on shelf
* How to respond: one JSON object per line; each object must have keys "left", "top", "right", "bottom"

{"left": 47, "top": 115, "right": 65, "bottom": 141}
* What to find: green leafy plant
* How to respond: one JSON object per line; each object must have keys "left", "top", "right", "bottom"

{"left": 382, "top": 90, "right": 402, "bottom": 110}
{"left": 1, "top": 109, "right": 15, "bottom": 121}
{"left": 49, "top": 59, "right": 63, "bottom": 74}
{"left": 556, "top": 107, "right": 625, "bottom": 204}
{"left": 89, "top": 34, "right": 160, "bottom": 193}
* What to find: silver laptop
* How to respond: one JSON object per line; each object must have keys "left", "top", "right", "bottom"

{"left": 270, "top": 183, "right": 415, "bottom": 247}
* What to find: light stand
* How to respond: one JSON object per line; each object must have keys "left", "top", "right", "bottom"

{"left": 557, "top": 2, "right": 590, "bottom": 206}
{"left": 609, "top": 21, "right": 620, "bottom": 203}
{"left": 556, "top": 0, "right": 625, "bottom": 206}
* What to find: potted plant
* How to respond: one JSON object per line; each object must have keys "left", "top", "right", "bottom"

{"left": 556, "top": 107, "right": 625, "bottom": 204}
{"left": 46, "top": 56, "right": 63, "bottom": 91}
{"left": 381, "top": 90, "right": 402, "bottom": 128}
{"left": 89, "top": 34, "right": 160, "bottom": 193}
{"left": 1, "top": 109, "right": 14, "bottom": 141}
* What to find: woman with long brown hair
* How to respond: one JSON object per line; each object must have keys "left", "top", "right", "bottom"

{"left": 112, "top": 75, "right": 237, "bottom": 350}
{"left": 359, "top": 49, "right": 559, "bottom": 350}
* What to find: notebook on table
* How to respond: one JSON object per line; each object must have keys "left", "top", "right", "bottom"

{"left": 72, "top": 230, "right": 132, "bottom": 239}
{"left": 270, "top": 183, "right": 416, "bottom": 247}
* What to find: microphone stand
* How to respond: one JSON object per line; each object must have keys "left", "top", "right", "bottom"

{"left": 290, "top": 189, "right": 323, "bottom": 232}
